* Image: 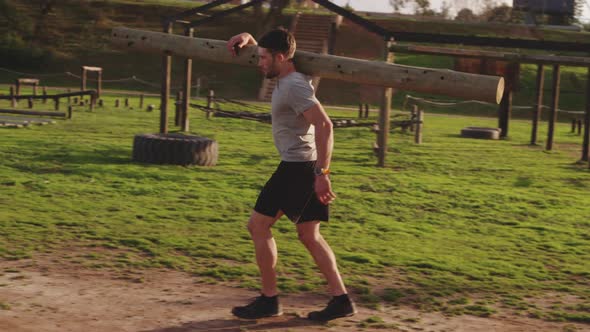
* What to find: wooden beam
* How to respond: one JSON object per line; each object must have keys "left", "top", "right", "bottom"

{"left": 111, "top": 27, "right": 504, "bottom": 104}
{"left": 531, "top": 64, "right": 545, "bottom": 145}
{"left": 0, "top": 90, "right": 96, "bottom": 100}
{"left": 389, "top": 45, "right": 590, "bottom": 67}
{"left": 0, "top": 109, "right": 67, "bottom": 117}
{"left": 546, "top": 65, "right": 561, "bottom": 151}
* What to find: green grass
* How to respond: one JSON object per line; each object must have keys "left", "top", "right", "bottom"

{"left": 1, "top": 91, "right": 589, "bottom": 322}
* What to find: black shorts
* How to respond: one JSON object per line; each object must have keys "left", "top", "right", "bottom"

{"left": 254, "top": 161, "right": 329, "bottom": 223}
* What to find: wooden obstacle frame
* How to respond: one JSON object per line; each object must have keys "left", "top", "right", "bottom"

{"left": 0, "top": 89, "right": 98, "bottom": 119}
{"left": 81, "top": 66, "right": 103, "bottom": 98}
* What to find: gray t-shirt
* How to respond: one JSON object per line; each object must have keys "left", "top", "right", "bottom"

{"left": 271, "top": 72, "right": 319, "bottom": 162}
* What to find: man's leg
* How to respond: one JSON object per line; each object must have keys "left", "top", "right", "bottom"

{"left": 296, "top": 221, "right": 346, "bottom": 296}
{"left": 297, "top": 220, "right": 356, "bottom": 321}
{"left": 248, "top": 210, "right": 283, "bottom": 297}
{"left": 232, "top": 210, "right": 284, "bottom": 319}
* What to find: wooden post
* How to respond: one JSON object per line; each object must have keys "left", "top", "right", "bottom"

{"left": 33, "top": 83, "right": 38, "bottom": 96}
{"left": 9, "top": 86, "right": 16, "bottom": 108}
{"left": 125, "top": 98, "right": 130, "bottom": 107}
{"left": 582, "top": 67, "right": 590, "bottom": 162}
{"left": 410, "top": 105, "right": 417, "bottom": 132}
{"left": 531, "top": 65, "right": 544, "bottom": 145}
{"left": 160, "top": 22, "right": 173, "bottom": 134}
{"left": 206, "top": 89, "right": 214, "bottom": 119}
{"left": 546, "top": 65, "right": 561, "bottom": 151}
{"left": 28, "top": 98, "right": 33, "bottom": 109}
{"left": 182, "top": 26, "right": 194, "bottom": 132}
{"left": 89, "top": 93, "right": 95, "bottom": 112}
{"left": 499, "top": 62, "right": 518, "bottom": 138}
{"left": 42, "top": 87, "right": 48, "bottom": 104}
{"left": 81, "top": 67, "right": 87, "bottom": 91}
{"left": 54, "top": 97, "right": 60, "bottom": 111}
{"left": 97, "top": 70, "right": 102, "bottom": 98}
{"left": 115, "top": 99, "right": 120, "bottom": 108}
{"left": 175, "top": 90, "right": 183, "bottom": 126}
{"left": 68, "top": 106, "right": 73, "bottom": 119}
{"left": 15, "top": 81, "right": 20, "bottom": 96}
{"left": 140, "top": 94, "right": 144, "bottom": 109}
{"left": 571, "top": 119, "right": 577, "bottom": 133}
{"left": 577, "top": 119, "right": 582, "bottom": 135}
{"left": 414, "top": 106, "right": 423, "bottom": 144}
{"left": 67, "top": 89, "right": 72, "bottom": 104}
{"left": 98, "top": 99, "right": 104, "bottom": 107}
{"left": 377, "top": 39, "right": 395, "bottom": 167}
{"left": 358, "top": 103, "right": 363, "bottom": 119}
{"left": 364, "top": 103, "right": 369, "bottom": 118}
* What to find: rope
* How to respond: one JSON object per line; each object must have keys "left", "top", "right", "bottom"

{"left": 404, "top": 94, "right": 585, "bottom": 115}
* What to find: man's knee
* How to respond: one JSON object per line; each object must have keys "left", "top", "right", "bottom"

{"left": 297, "top": 227, "right": 321, "bottom": 246}
{"left": 248, "top": 211, "right": 278, "bottom": 236}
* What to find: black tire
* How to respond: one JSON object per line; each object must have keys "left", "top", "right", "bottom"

{"left": 460, "top": 127, "right": 501, "bottom": 140}
{"left": 132, "top": 133, "right": 218, "bottom": 166}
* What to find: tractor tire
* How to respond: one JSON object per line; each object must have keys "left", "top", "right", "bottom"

{"left": 132, "top": 133, "right": 218, "bottom": 166}
{"left": 460, "top": 127, "right": 501, "bottom": 140}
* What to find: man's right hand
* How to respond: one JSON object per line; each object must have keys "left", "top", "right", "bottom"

{"left": 227, "top": 33, "right": 257, "bottom": 56}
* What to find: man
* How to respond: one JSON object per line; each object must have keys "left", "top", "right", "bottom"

{"left": 226, "top": 28, "right": 356, "bottom": 322}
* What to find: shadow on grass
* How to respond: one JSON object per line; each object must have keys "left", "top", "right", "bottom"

{"left": 141, "top": 315, "right": 322, "bottom": 332}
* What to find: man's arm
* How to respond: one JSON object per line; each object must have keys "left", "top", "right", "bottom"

{"left": 303, "top": 104, "right": 336, "bottom": 205}
{"left": 227, "top": 33, "right": 257, "bottom": 56}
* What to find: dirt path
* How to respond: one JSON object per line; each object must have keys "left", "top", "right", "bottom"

{"left": 0, "top": 254, "right": 587, "bottom": 332}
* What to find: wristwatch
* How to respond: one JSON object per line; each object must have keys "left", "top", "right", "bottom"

{"left": 314, "top": 167, "right": 330, "bottom": 176}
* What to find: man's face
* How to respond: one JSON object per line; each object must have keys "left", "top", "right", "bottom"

{"left": 257, "top": 47, "right": 281, "bottom": 79}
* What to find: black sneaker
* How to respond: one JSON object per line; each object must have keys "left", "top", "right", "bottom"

{"left": 307, "top": 294, "right": 357, "bottom": 321}
{"left": 232, "top": 295, "right": 283, "bottom": 319}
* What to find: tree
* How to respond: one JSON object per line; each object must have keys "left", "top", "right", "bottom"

{"left": 455, "top": 8, "right": 477, "bottom": 22}
{"left": 389, "top": 0, "right": 431, "bottom": 15}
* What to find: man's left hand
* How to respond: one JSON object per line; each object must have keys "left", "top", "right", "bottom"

{"left": 314, "top": 175, "right": 336, "bottom": 205}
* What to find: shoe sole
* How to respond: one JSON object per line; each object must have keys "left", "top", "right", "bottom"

{"left": 308, "top": 311, "right": 356, "bottom": 322}
{"left": 233, "top": 311, "right": 284, "bottom": 320}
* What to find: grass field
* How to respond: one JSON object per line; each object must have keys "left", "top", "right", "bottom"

{"left": 1, "top": 91, "right": 589, "bottom": 323}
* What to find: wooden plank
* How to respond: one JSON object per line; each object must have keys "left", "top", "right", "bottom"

{"left": 531, "top": 65, "right": 545, "bottom": 145}
{"left": 546, "top": 65, "right": 561, "bottom": 151}
{"left": 111, "top": 27, "right": 504, "bottom": 104}
{"left": 0, "top": 109, "right": 66, "bottom": 118}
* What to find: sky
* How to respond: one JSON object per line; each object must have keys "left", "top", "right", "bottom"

{"left": 330, "top": 0, "right": 590, "bottom": 22}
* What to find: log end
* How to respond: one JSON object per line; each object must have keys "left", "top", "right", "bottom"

{"left": 496, "top": 77, "right": 505, "bottom": 105}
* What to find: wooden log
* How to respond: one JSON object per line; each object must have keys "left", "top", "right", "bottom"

{"left": 583, "top": 67, "right": 590, "bottom": 162}
{"left": 111, "top": 27, "right": 504, "bottom": 104}
{"left": 0, "top": 109, "right": 66, "bottom": 117}
{"left": 0, "top": 90, "right": 96, "bottom": 101}
{"left": 546, "top": 65, "right": 561, "bottom": 151}
{"left": 42, "top": 87, "right": 48, "bottom": 104}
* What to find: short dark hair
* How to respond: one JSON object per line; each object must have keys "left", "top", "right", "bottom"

{"left": 258, "top": 28, "right": 296, "bottom": 59}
